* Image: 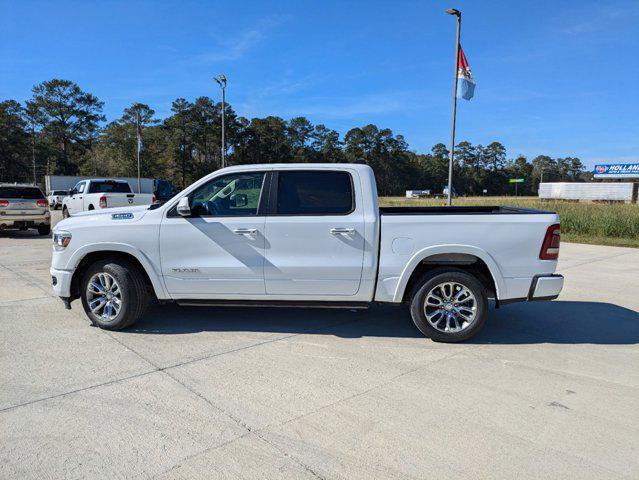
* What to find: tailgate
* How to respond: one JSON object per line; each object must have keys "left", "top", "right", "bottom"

{"left": 103, "top": 193, "right": 153, "bottom": 207}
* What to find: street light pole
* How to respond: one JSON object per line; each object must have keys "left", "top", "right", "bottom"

{"left": 213, "top": 75, "right": 227, "bottom": 169}
{"left": 446, "top": 8, "right": 461, "bottom": 207}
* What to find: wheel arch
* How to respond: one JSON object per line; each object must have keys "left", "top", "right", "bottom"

{"left": 68, "top": 244, "right": 168, "bottom": 301}
{"left": 394, "top": 245, "right": 505, "bottom": 302}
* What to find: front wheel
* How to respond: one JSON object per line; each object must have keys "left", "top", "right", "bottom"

{"left": 80, "top": 259, "right": 148, "bottom": 330}
{"left": 410, "top": 269, "right": 488, "bottom": 343}
{"left": 62, "top": 207, "right": 70, "bottom": 218}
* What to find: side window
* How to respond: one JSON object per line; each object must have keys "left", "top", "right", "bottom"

{"left": 189, "top": 171, "right": 266, "bottom": 216}
{"left": 75, "top": 182, "right": 86, "bottom": 194}
{"left": 276, "top": 171, "right": 354, "bottom": 215}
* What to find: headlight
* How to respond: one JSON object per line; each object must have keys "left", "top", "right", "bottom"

{"left": 53, "top": 231, "right": 72, "bottom": 250}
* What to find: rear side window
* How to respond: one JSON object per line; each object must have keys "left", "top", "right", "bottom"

{"left": 0, "top": 187, "right": 45, "bottom": 199}
{"left": 89, "top": 181, "right": 132, "bottom": 193}
{"left": 276, "top": 171, "right": 354, "bottom": 215}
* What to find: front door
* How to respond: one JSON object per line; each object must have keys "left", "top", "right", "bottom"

{"left": 159, "top": 171, "right": 268, "bottom": 297}
{"left": 68, "top": 181, "right": 86, "bottom": 214}
{"left": 264, "top": 170, "right": 365, "bottom": 296}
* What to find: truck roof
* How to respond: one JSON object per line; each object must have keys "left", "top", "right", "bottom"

{"left": 217, "top": 163, "right": 373, "bottom": 173}
{"left": 0, "top": 183, "right": 39, "bottom": 187}
{"left": 84, "top": 179, "right": 129, "bottom": 183}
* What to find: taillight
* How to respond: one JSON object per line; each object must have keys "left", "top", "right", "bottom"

{"left": 99, "top": 196, "right": 107, "bottom": 208}
{"left": 36, "top": 199, "right": 48, "bottom": 208}
{"left": 0, "top": 200, "right": 9, "bottom": 207}
{"left": 540, "top": 224, "right": 561, "bottom": 260}
{"left": 152, "top": 195, "right": 157, "bottom": 204}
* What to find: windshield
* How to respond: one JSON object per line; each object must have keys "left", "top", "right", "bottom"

{"left": 52, "top": 190, "right": 67, "bottom": 195}
{"left": 88, "top": 181, "right": 132, "bottom": 194}
{"left": 0, "top": 187, "right": 45, "bottom": 199}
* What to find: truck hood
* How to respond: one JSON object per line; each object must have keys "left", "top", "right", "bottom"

{"left": 72, "top": 205, "right": 150, "bottom": 218}
{"left": 54, "top": 205, "right": 151, "bottom": 231}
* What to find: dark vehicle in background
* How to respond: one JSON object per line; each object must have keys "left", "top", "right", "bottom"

{"left": 0, "top": 184, "right": 51, "bottom": 235}
{"left": 153, "top": 179, "right": 178, "bottom": 204}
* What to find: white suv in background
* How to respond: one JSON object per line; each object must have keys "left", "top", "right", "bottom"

{"left": 47, "top": 190, "right": 68, "bottom": 209}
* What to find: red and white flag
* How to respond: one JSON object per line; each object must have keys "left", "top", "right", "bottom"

{"left": 457, "top": 46, "right": 475, "bottom": 100}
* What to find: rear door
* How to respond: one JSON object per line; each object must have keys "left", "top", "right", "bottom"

{"left": 263, "top": 169, "right": 365, "bottom": 296}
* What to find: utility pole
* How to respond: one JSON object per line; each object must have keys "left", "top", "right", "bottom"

{"left": 446, "top": 8, "right": 461, "bottom": 206}
{"left": 213, "top": 75, "right": 227, "bottom": 169}
{"left": 31, "top": 122, "right": 36, "bottom": 185}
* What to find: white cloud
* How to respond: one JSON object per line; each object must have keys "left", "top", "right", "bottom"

{"left": 238, "top": 90, "right": 435, "bottom": 119}
{"left": 190, "top": 15, "right": 290, "bottom": 64}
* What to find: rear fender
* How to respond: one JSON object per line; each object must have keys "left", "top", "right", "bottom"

{"left": 392, "top": 244, "right": 505, "bottom": 302}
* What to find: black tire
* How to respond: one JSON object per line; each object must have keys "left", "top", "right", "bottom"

{"left": 88, "top": 205, "right": 94, "bottom": 210}
{"left": 410, "top": 269, "right": 488, "bottom": 343}
{"left": 80, "top": 259, "right": 148, "bottom": 330}
{"left": 37, "top": 225, "right": 51, "bottom": 235}
{"left": 62, "top": 207, "right": 70, "bottom": 218}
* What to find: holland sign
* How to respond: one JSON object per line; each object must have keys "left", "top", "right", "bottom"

{"left": 593, "top": 163, "right": 639, "bottom": 179}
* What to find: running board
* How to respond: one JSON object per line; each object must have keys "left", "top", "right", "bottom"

{"left": 175, "top": 299, "right": 370, "bottom": 309}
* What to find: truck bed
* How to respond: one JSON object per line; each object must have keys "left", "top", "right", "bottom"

{"left": 379, "top": 205, "right": 554, "bottom": 215}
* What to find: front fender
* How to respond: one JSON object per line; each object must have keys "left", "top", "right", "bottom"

{"left": 392, "top": 244, "right": 506, "bottom": 302}
{"left": 67, "top": 242, "right": 169, "bottom": 300}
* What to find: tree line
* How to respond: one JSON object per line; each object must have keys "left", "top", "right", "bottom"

{"left": 1, "top": 79, "right": 588, "bottom": 196}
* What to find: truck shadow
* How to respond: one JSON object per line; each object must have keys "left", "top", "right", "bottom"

{"left": 472, "top": 301, "right": 639, "bottom": 345}
{"left": 131, "top": 300, "right": 639, "bottom": 345}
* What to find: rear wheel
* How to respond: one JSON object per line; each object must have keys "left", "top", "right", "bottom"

{"left": 37, "top": 225, "right": 51, "bottom": 235}
{"left": 62, "top": 207, "right": 70, "bottom": 218}
{"left": 410, "top": 269, "right": 488, "bottom": 343}
{"left": 80, "top": 259, "right": 148, "bottom": 330}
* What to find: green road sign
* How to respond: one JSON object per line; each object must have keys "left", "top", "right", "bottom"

{"left": 509, "top": 178, "right": 524, "bottom": 183}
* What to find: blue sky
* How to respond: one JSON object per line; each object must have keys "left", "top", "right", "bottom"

{"left": 1, "top": 0, "right": 638, "bottom": 167}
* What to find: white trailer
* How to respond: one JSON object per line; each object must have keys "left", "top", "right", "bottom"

{"left": 405, "top": 190, "right": 432, "bottom": 198}
{"left": 538, "top": 182, "right": 638, "bottom": 203}
{"left": 45, "top": 175, "right": 154, "bottom": 194}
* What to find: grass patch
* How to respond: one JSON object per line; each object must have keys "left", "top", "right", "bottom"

{"left": 380, "top": 196, "right": 639, "bottom": 248}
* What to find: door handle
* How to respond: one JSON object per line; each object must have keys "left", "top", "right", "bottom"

{"left": 330, "top": 227, "right": 355, "bottom": 235}
{"left": 233, "top": 228, "right": 257, "bottom": 236}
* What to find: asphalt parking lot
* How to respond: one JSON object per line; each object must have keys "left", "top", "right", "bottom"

{"left": 1, "top": 211, "right": 638, "bottom": 479}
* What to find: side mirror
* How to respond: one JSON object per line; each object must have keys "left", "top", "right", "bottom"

{"left": 230, "top": 193, "right": 248, "bottom": 208}
{"left": 176, "top": 197, "right": 191, "bottom": 217}
{"left": 69, "top": 189, "right": 76, "bottom": 196}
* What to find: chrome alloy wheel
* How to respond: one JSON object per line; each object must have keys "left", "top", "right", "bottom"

{"left": 423, "top": 282, "right": 477, "bottom": 333}
{"left": 86, "top": 272, "right": 122, "bottom": 321}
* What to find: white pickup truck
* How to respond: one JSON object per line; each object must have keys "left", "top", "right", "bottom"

{"left": 61, "top": 179, "right": 155, "bottom": 217}
{"left": 50, "top": 164, "right": 563, "bottom": 342}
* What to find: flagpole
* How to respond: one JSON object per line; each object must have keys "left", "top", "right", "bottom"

{"left": 136, "top": 110, "right": 141, "bottom": 194}
{"left": 446, "top": 8, "right": 461, "bottom": 207}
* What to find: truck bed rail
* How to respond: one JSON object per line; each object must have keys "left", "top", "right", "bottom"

{"left": 379, "top": 206, "right": 555, "bottom": 215}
